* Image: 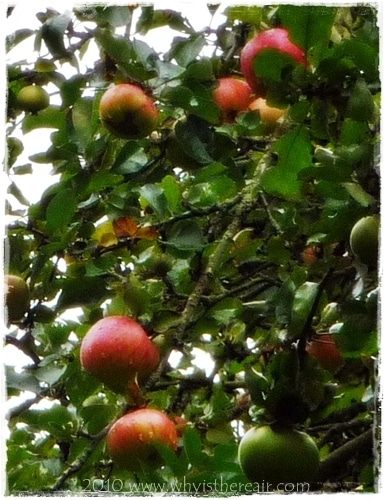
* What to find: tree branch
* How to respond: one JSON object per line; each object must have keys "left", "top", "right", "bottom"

{"left": 317, "top": 428, "right": 375, "bottom": 483}
{"left": 49, "top": 425, "right": 111, "bottom": 492}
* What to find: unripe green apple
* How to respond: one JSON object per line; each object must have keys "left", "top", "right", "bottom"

{"left": 7, "top": 137, "right": 24, "bottom": 166}
{"left": 16, "top": 85, "right": 50, "bottom": 113}
{"left": 106, "top": 408, "right": 178, "bottom": 470}
{"left": 4, "top": 274, "right": 30, "bottom": 323}
{"left": 99, "top": 83, "right": 159, "bottom": 139}
{"left": 349, "top": 215, "right": 379, "bottom": 268}
{"left": 80, "top": 315, "right": 160, "bottom": 394}
{"left": 240, "top": 28, "right": 307, "bottom": 95}
{"left": 212, "top": 77, "right": 254, "bottom": 122}
{"left": 238, "top": 425, "right": 319, "bottom": 488}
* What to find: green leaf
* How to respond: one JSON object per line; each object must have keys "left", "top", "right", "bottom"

{"left": 139, "top": 184, "right": 168, "bottom": 216}
{"left": 245, "top": 368, "right": 269, "bottom": 406}
{"left": 174, "top": 116, "right": 214, "bottom": 164}
{"left": 278, "top": 6, "right": 337, "bottom": 62}
{"left": 261, "top": 126, "right": 312, "bottom": 200}
{"left": 273, "top": 278, "right": 296, "bottom": 325}
{"left": 34, "top": 363, "right": 67, "bottom": 385}
{"left": 41, "top": 12, "right": 71, "bottom": 58}
{"left": 161, "top": 175, "right": 182, "bottom": 214}
{"left": 46, "top": 188, "right": 76, "bottom": 233}
{"left": 334, "top": 315, "right": 377, "bottom": 357}
{"left": 184, "top": 59, "right": 215, "bottom": 81}
{"left": 22, "top": 106, "right": 66, "bottom": 133}
{"left": 112, "top": 142, "right": 148, "bottom": 175}
{"left": 165, "top": 220, "right": 205, "bottom": 252}
{"left": 167, "top": 35, "right": 205, "bottom": 67}
{"left": 136, "top": 7, "right": 193, "bottom": 35}
{"left": 289, "top": 281, "right": 320, "bottom": 337}
{"left": 56, "top": 276, "right": 109, "bottom": 310}
{"left": 72, "top": 96, "right": 101, "bottom": 151}
{"left": 6, "top": 29, "right": 34, "bottom": 52}
{"left": 86, "top": 171, "right": 123, "bottom": 195}
{"left": 95, "top": 28, "right": 133, "bottom": 63}
{"left": 183, "top": 428, "right": 207, "bottom": 467}
{"left": 334, "top": 39, "right": 379, "bottom": 82}
{"left": 267, "top": 235, "right": 290, "bottom": 265}
{"left": 209, "top": 298, "right": 243, "bottom": 325}
{"left": 22, "top": 405, "right": 78, "bottom": 440}
{"left": 225, "top": 6, "right": 263, "bottom": 25}
{"left": 254, "top": 49, "right": 301, "bottom": 82}
{"left": 60, "top": 75, "right": 86, "bottom": 108}
{"left": 5, "top": 366, "right": 41, "bottom": 393}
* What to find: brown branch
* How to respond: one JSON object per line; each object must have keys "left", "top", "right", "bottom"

{"left": 6, "top": 395, "right": 43, "bottom": 420}
{"left": 317, "top": 428, "right": 375, "bottom": 483}
{"left": 49, "top": 425, "right": 111, "bottom": 492}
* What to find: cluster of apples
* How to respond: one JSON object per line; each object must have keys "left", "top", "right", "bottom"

{"left": 97, "top": 27, "right": 307, "bottom": 144}
{"left": 79, "top": 315, "right": 180, "bottom": 470}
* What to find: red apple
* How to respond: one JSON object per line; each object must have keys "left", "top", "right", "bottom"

{"left": 80, "top": 316, "right": 160, "bottom": 394}
{"left": 106, "top": 408, "right": 178, "bottom": 470}
{"left": 306, "top": 334, "right": 344, "bottom": 373}
{"left": 240, "top": 28, "right": 307, "bottom": 94}
{"left": 212, "top": 77, "right": 254, "bottom": 122}
{"left": 99, "top": 83, "right": 159, "bottom": 139}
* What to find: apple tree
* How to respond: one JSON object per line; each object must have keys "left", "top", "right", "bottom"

{"left": 4, "top": 4, "right": 380, "bottom": 494}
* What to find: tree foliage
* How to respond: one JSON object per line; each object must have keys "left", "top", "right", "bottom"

{"left": 4, "top": 4, "right": 380, "bottom": 494}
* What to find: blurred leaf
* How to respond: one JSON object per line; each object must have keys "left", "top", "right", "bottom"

{"left": 165, "top": 220, "right": 205, "bottom": 252}
{"left": 174, "top": 116, "right": 214, "bottom": 164}
{"left": 112, "top": 142, "right": 148, "bottom": 175}
{"left": 278, "top": 6, "right": 336, "bottom": 62}
{"left": 35, "top": 363, "right": 67, "bottom": 385}
{"left": 22, "top": 106, "right": 66, "bottom": 133}
{"left": 46, "top": 188, "right": 76, "bottom": 233}
{"left": 137, "top": 7, "right": 193, "bottom": 35}
{"left": 161, "top": 175, "right": 182, "bottom": 214}
{"left": 6, "top": 366, "right": 41, "bottom": 393}
{"left": 86, "top": 171, "right": 123, "bottom": 195}
{"left": 72, "top": 97, "right": 99, "bottom": 151}
{"left": 93, "top": 220, "right": 118, "bottom": 247}
{"left": 261, "top": 126, "right": 312, "bottom": 200}
{"left": 334, "top": 39, "right": 379, "bottom": 81}
{"left": 6, "top": 29, "right": 34, "bottom": 52}
{"left": 167, "top": 35, "right": 205, "bottom": 67}
{"left": 289, "top": 281, "right": 320, "bottom": 337}
{"left": 60, "top": 75, "right": 86, "bottom": 108}
{"left": 254, "top": 49, "right": 301, "bottom": 82}
{"left": 139, "top": 184, "right": 168, "bottom": 216}
{"left": 56, "top": 276, "right": 109, "bottom": 310}
{"left": 245, "top": 368, "right": 269, "bottom": 406}
{"left": 335, "top": 314, "right": 378, "bottom": 357}
{"left": 41, "top": 11, "right": 71, "bottom": 58}
{"left": 95, "top": 29, "right": 133, "bottom": 63}
{"left": 225, "top": 6, "right": 263, "bottom": 25}
{"left": 22, "top": 405, "right": 78, "bottom": 440}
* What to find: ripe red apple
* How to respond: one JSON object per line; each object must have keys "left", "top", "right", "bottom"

{"left": 249, "top": 97, "right": 286, "bottom": 128}
{"left": 80, "top": 316, "right": 160, "bottom": 394}
{"left": 306, "top": 334, "right": 344, "bottom": 373}
{"left": 212, "top": 77, "right": 254, "bottom": 122}
{"left": 99, "top": 83, "right": 159, "bottom": 139}
{"left": 106, "top": 408, "right": 178, "bottom": 470}
{"left": 240, "top": 28, "right": 307, "bottom": 94}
